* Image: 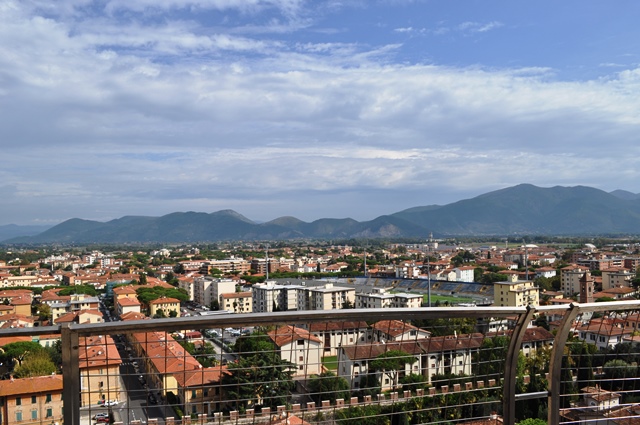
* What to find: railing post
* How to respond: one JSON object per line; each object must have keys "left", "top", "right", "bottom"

{"left": 503, "top": 305, "right": 536, "bottom": 425}
{"left": 548, "top": 303, "right": 580, "bottom": 425}
{"left": 62, "top": 323, "right": 81, "bottom": 425}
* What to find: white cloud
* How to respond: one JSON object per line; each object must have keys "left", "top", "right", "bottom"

{"left": 2, "top": 1, "right": 640, "bottom": 224}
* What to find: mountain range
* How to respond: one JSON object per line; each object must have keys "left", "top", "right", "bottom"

{"left": 3, "top": 184, "right": 640, "bottom": 244}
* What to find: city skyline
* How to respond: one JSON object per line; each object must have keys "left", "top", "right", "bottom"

{"left": 2, "top": 1, "right": 640, "bottom": 226}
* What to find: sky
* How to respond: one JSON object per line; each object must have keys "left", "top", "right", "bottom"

{"left": 2, "top": 0, "right": 640, "bottom": 226}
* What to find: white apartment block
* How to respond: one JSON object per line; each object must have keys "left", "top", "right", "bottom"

{"left": 453, "top": 266, "right": 475, "bottom": 283}
{"left": 193, "top": 277, "right": 236, "bottom": 307}
{"left": 252, "top": 282, "right": 300, "bottom": 312}
{"left": 355, "top": 288, "right": 423, "bottom": 309}
{"left": 297, "top": 283, "right": 355, "bottom": 311}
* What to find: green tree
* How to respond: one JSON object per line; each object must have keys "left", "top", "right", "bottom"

{"left": 399, "top": 373, "right": 428, "bottom": 392}
{"left": 516, "top": 419, "right": 546, "bottom": 425}
{"left": 13, "top": 351, "right": 56, "bottom": 378}
{"left": 0, "top": 341, "right": 44, "bottom": 368}
{"left": 307, "top": 371, "right": 350, "bottom": 404}
{"left": 369, "top": 350, "right": 417, "bottom": 391}
{"left": 221, "top": 352, "right": 295, "bottom": 410}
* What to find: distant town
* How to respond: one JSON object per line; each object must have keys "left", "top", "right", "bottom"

{"left": 1, "top": 237, "right": 639, "bottom": 425}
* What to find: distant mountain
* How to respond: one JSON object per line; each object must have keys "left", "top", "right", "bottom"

{"left": 610, "top": 189, "right": 640, "bottom": 201}
{"left": 5, "top": 184, "right": 640, "bottom": 244}
{"left": 0, "top": 224, "right": 53, "bottom": 242}
{"left": 393, "top": 184, "right": 640, "bottom": 235}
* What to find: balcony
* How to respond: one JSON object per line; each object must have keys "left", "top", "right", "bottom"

{"left": 2, "top": 301, "right": 640, "bottom": 425}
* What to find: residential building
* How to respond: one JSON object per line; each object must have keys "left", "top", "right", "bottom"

{"left": 79, "top": 335, "right": 122, "bottom": 406}
{"left": 0, "top": 375, "right": 64, "bottom": 425}
{"left": 220, "top": 292, "right": 252, "bottom": 314}
{"left": 601, "top": 269, "right": 633, "bottom": 290}
{"left": 576, "top": 319, "right": 632, "bottom": 350}
{"left": 307, "top": 321, "right": 369, "bottom": 356}
{"left": 298, "top": 283, "right": 355, "bottom": 311}
{"left": 561, "top": 265, "right": 589, "bottom": 297}
{"left": 371, "top": 320, "right": 431, "bottom": 343}
{"left": 252, "top": 282, "right": 299, "bottom": 312}
{"left": 149, "top": 297, "right": 180, "bottom": 317}
{"left": 493, "top": 280, "right": 539, "bottom": 307}
{"left": 193, "top": 277, "right": 236, "bottom": 307}
{"left": 268, "top": 325, "right": 322, "bottom": 377}
{"left": 355, "top": 288, "right": 423, "bottom": 309}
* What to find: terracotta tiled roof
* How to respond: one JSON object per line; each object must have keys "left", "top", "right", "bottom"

{"left": 79, "top": 335, "right": 121, "bottom": 369}
{"left": 149, "top": 296, "right": 180, "bottom": 305}
{"left": 371, "top": 320, "right": 422, "bottom": 338}
{"left": 117, "top": 297, "right": 142, "bottom": 306}
{"left": 174, "top": 365, "right": 229, "bottom": 387}
{"left": 0, "top": 375, "right": 63, "bottom": 396}
{"left": 308, "top": 321, "right": 368, "bottom": 332}
{"left": 268, "top": 325, "right": 321, "bottom": 347}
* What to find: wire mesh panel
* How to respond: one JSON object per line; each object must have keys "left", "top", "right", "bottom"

{"left": 72, "top": 309, "right": 534, "bottom": 425}
{"left": 557, "top": 304, "right": 640, "bottom": 425}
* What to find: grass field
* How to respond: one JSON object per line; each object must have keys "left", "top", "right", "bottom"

{"left": 423, "top": 294, "right": 475, "bottom": 305}
{"left": 322, "top": 355, "right": 338, "bottom": 370}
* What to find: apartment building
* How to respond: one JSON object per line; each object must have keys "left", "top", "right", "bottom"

{"left": 149, "top": 297, "right": 180, "bottom": 317}
{"left": 601, "top": 268, "right": 633, "bottom": 290}
{"left": 493, "top": 280, "right": 539, "bottom": 307}
{"left": 220, "top": 292, "right": 253, "bottom": 314}
{"left": 252, "top": 282, "right": 300, "bottom": 313}
{"left": 560, "top": 266, "right": 590, "bottom": 297}
{"left": 355, "top": 288, "right": 422, "bottom": 309}
{"left": 297, "top": 283, "right": 355, "bottom": 311}
{"left": 268, "top": 325, "right": 322, "bottom": 377}
{"left": 307, "top": 321, "right": 369, "bottom": 356}
{"left": 193, "top": 277, "right": 236, "bottom": 307}
{"left": 199, "top": 258, "right": 251, "bottom": 276}
{"left": 0, "top": 375, "right": 64, "bottom": 425}
{"left": 79, "top": 335, "right": 122, "bottom": 406}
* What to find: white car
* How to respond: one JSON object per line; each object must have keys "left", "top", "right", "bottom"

{"left": 103, "top": 400, "right": 118, "bottom": 406}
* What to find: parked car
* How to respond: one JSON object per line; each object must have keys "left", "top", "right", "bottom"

{"left": 94, "top": 413, "right": 109, "bottom": 421}
{"left": 103, "top": 400, "right": 118, "bottom": 406}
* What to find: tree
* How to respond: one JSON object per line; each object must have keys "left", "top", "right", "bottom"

{"left": 13, "top": 351, "right": 56, "bottom": 378}
{"left": 37, "top": 304, "right": 51, "bottom": 321}
{"left": 222, "top": 352, "right": 295, "bottom": 410}
{"left": 307, "top": 372, "right": 350, "bottom": 404}
{"left": 0, "top": 341, "right": 44, "bottom": 369}
{"left": 516, "top": 419, "right": 546, "bottom": 425}
{"left": 399, "top": 373, "right": 428, "bottom": 392}
{"left": 369, "top": 350, "right": 417, "bottom": 391}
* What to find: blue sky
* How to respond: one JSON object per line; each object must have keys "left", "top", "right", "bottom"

{"left": 1, "top": 0, "right": 640, "bottom": 226}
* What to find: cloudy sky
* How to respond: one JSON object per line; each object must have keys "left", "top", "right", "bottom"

{"left": 2, "top": 0, "right": 640, "bottom": 226}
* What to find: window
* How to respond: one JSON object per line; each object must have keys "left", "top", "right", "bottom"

{"left": 16, "top": 412, "right": 22, "bottom": 422}
{"left": 16, "top": 397, "right": 21, "bottom": 406}
{"left": 46, "top": 394, "right": 52, "bottom": 403}
{"left": 31, "top": 410, "right": 38, "bottom": 420}
{"left": 191, "top": 390, "right": 197, "bottom": 399}
{"left": 46, "top": 408, "right": 53, "bottom": 418}
{"left": 299, "top": 356, "right": 304, "bottom": 361}
{"left": 32, "top": 396, "right": 36, "bottom": 404}
{"left": 297, "top": 340, "right": 304, "bottom": 346}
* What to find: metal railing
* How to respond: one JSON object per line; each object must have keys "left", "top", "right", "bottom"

{"left": 3, "top": 301, "right": 640, "bottom": 425}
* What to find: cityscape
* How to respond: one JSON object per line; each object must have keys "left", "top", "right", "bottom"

{"left": 2, "top": 1, "right": 640, "bottom": 425}
{"left": 1, "top": 239, "right": 640, "bottom": 425}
